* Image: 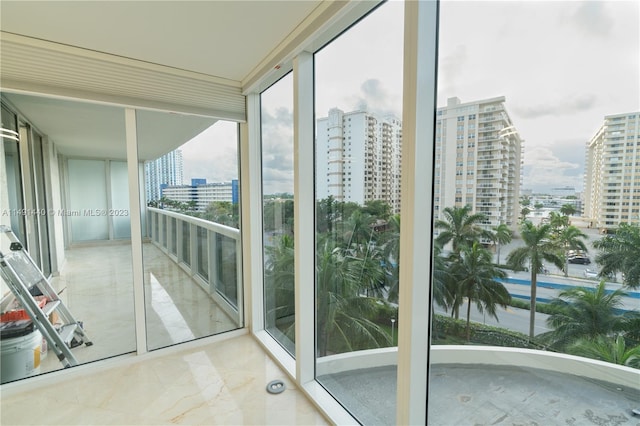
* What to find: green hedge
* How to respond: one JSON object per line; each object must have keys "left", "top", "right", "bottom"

{"left": 432, "top": 314, "right": 547, "bottom": 350}
{"left": 508, "top": 298, "right": 562, "bottom": 315}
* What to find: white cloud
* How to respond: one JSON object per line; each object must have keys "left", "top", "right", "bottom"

{"left": 569, "top": 1, "right": 615, "bottom": 37}
{"left": 180, "top": 121, "right": 238, "bottom": 184}
{"left": 523, "top": 146, "right": 582, "bottom": 192}
{"left": 261, "top": 107, "right": 294, "bottom": 195}
{"left": 513, "top": 94, "right": 598, "bottom": 119}
{"left": 347, "top": 79, "right": 401, "bottom": 118}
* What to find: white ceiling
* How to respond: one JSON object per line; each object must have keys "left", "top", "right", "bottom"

{"left": 0, "top": 0, "right": 324, "bottom": 160}
{"left": 0, "top": 1, "right": 321, "bottom": 82}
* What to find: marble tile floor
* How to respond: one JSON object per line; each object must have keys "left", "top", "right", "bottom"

{"left": 36, "top": 242, "right": 239, "bottom": 375}
{"left": 1, "top": 333, "right": 329, "bottom": 425}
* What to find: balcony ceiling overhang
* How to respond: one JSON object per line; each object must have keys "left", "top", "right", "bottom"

{"left": 2, "top": 92, "right": 217, "bottom": 161}
{"left": 0, "top": 0, "right": 351, "bottom": 160}
{"left": 0, "top": 0, "right": 325, "bottom": 87}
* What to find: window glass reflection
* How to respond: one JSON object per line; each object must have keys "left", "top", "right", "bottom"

{"left": 0, "top": 95, "right": 136, "bottom": 383}
{"left": 261, "top": 73, "right": 296, "bottom": 354}
{"left": 314, "top": 2, "right": 404, "bottom": 424}
{"left": 428, "top": 1, "right": 640, "bottom": 423}
{"left": 138, "top": 112, "right": 242, "bottom": 351}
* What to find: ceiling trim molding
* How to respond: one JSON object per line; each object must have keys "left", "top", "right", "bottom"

{"left": 1, "top": 32, "right": 246, "bottom": 121}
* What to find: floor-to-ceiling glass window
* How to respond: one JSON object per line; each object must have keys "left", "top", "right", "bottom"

{"left": 1, "top": 105, "right": 26, "bottom": 245}
{"left": 313, "top": 2, "right": 404, "bottom": 423}
{"left": 261, "top": 72, "right": 295, "bottom": 354}
{"left": 30, "top": 130, "right": 53, "bottom": 277}
{"left": 137, "top": 110, "right": 243, "bottom": 351}
{"left": 0, "top": 94, "right": 137, "bottom": 383}
{"left": 427, "top": 2, "right": 640, "bottom": 424}
{"left": 67, "top": 159, "right": 109, "bottom": 241}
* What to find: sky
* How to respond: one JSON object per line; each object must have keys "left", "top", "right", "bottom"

{"left": 181, "top": 0, "right": 639, "bottom": 195}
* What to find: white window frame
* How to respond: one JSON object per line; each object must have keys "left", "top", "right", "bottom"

{"left": 242, "top": 1, "right": 439, "bottom": 424}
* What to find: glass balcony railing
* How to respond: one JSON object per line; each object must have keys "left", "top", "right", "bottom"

{"left": 148, "top": 207, "right": 242, "bottom": 325}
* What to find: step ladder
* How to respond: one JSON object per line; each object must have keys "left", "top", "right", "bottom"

{"left": 0, "top": 225, "right": 92, "bottom": 368}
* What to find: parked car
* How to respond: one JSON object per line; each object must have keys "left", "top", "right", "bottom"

{"left": 568, "top": 256, "right": 591, "bottom": 264}
{"left": 584, "top": 269, "right": 598, "bottom": 279}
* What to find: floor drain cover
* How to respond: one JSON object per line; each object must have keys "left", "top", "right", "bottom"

{"left": 266, "top": 379, "right": 286, "bottom": 394}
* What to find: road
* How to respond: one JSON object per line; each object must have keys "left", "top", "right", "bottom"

{"left": 430, "top": 267, "right": 638, "bottom": 338}
{"left": 434, "top": 304, "right": 551, "bottom": 337}
{"left": 501, "top": 270, "right": 639, "bottom": 312}
{"left": 493, "top": 221, "right": 639, "bottom": 312}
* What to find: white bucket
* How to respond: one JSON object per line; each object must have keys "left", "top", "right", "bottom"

{"left": 1, "top": 329, "right": 42, "bottom": 383}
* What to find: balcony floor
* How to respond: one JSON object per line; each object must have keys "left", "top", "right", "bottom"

{"left": 1, "top": 334, "right": 328, "bottom": 425}
{"left": 319, "top": 364, "right": 640, "bottom": 425}
{"left": 39, "top": 242, "right": 238, "bottom": 374}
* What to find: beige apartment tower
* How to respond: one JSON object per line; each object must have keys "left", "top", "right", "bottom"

{"left": 584, "top": 112, "right": 640, "bottom": 232}
{"left": 316, "top": 108, "right": 403, "bottom": 213}
{"left": 434, "top": 96, "right": 523, "bottom": 232}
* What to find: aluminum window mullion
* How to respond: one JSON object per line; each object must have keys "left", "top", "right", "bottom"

{"left": 395, "top": 1, "right": 439, "bottom": 424}
{"left": 242, "top": 93, "right": 265, "bottom": 333}
{"left": 124, "top": 108, "right": 147, "bottom": 356}
{"left": 293, "top": 51, "right": 315, "bottom": 385}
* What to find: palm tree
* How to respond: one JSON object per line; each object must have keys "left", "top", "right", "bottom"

{"left": 435, "top": 205, "right": 490, "bottom": 255}
{"left": 569, "top": 335, "right": 640, "bottom": 368}
{"left": 431, "top": 242, "right": 450, "bottom": 311}
{"left": 506, "top": 221, "right": 564, "bottom": 339}
{"left": 560, "top": 203, "right": 577, "bottom": 217}
{"left": 380, "top": 214, "right": 400, "bottom": 303}
{"left": 548, "top": 211, "right": 569, "bottom": 232}
{"left": 542, "top": 280, "right": 629, "bottom": 349}
{"left": 315, "top": 236, "right": 389, "bottom": 356}
{"left": 451, "top": 242, "right": 510, "bottom": 340}
{"left": 338, "top": 209, "right": 376, "bottom": 249}
{"left": 553, "top": 225, "right": 588, "bottom": 277}
{"left": 264, "top": 234, "right": 296, "bottom": 338}
{"left": 593, "top": 222, "right": 640, "bottom": 289}
{"left": 491, "top": 223, "right": 513, "bottom": 265}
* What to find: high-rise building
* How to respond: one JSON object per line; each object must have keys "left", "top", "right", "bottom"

{"left": 434, "top": 96, "right": 523, "bottom": 231}
{"left": 316, "top": 108, "right": 402, "bottom": 212}
{"left": 161, "top": 179, "right": 239, "bottom": 212}
{"left": 584, "top": 111, "right": 640, "bottom": 231}
{"left": 145, "top": 149, "right": 184, "bottom": 202}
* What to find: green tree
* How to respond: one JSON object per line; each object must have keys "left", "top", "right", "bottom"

{"left": 553, "top": 225, "right": 588, "bottom": 277}
{"left": 316, "top": 196, "right": 338, "bottom": 234}
{"left": 202, "top": 201, "right": 239, "bottom": 228}
{"left": 542, "top": 281, "right": 629, "bottom": 349}
{"left": 520, "top": 207, "right": 531, "bottom": 222}
{"left": 491, "top": 223, "right": 513, "bottom": 265}
{"left": 380, "top": 214, "right": 401, "bottom": 303}
{"left": 264, "top": 234, "right": 295, "bottom": 339}
{"left": 362, "top": 200, "right": 391, "bottom": 221}
{"left": 560, "top": 203, "right": 577, "bottom": 216}
{"left": 593, "top": 222, "right": 640, "bottom": 288}
{"left": 569, "top": 335, "right": 640, "bottom": 369}
{"left": 506, "top": 221, "right": 564, "bottom": 339}
{"left": 548, "top": 211, "right": 569, "bottom": 232}
{"left": 451, "top": 242, "right": 510, "bottom": 340}
{"left": 338, "top": 209, "right": 376, "bottom": 248}
{"left": 316, "top": 236, "right": 389, "bottom": 355}
{"left": 435, "top": 205, "right": 490, "bottom": 255}
{"left": 431, "top": 242, "right": 450, "bottom": 311}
